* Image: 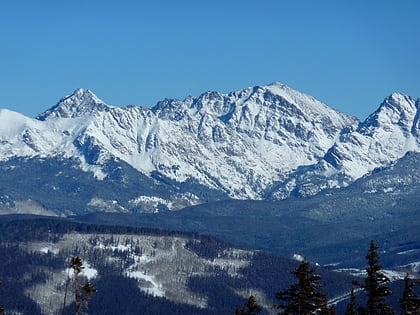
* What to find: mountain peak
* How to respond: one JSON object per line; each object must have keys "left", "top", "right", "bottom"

{"left": 69, "top": 88, "right": 98, "bottom": 99}
{"left": 267, "top": 81, "right": 288, "bottom": 89}
{"left": 361, "top": 93, "right": 417, "bottom": 130}
{"left": 382, "top": 93, "right": 416, "bottom": 111}
{"left": 36, "top": 88, "right": 111, "bottom": 120}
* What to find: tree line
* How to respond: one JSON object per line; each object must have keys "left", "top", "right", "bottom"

{"left": 236, "top": 241, "right": 420, "bottom": 315}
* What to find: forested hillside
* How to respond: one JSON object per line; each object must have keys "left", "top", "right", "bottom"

{"left": 0, "top": 218, "right": 355, "bottom": 314}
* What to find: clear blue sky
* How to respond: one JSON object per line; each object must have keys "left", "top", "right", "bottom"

{"left": 0, "top": 0, "right": 419, "bottom": 120}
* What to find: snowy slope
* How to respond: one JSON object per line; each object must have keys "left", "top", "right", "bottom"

{"left": 1, "top": 84, "right": 419, "bottom": 202}
{"left": 271, "top": 93, "right": 420, "bottom": 198}
{"left": 326, "top": 93, "right": 420, "bottom": 178}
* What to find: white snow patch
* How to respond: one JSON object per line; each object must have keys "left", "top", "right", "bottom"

{"left": 323, "top": 262, "right": 341, "bottom": 267}
{"left": 126, "top": 271, "right": 164, "bottom": 297}
{"left": 64, "top": 262, "right": 98, "bottom": 280}
{"left": 293, "top": 253, "right": 305, "bottom": 262}
{"left": 397, "top": 249, "right": 420, "bottom": 255}
{"left": 400, "top": 261, "right": 420, "bottom": 273}
{"left": 129, "top": 192, "right": 201, "bottom": 212}
{"left": 329, "top": 288, "right": 363, "bottom": 306}
{"left": 334, "top": 268, "right": 406, "bottom": 281}
{"left": 382, "top": 269, "right": 406, "bottom": 281}
{"left": 39, "top": 246, "right": 59, "bottom": 255}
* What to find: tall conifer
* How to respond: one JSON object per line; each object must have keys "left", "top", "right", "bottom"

{"left": 353, "top": 241, "right": 394, "bottom": 315}
{"left": 274, "top": 260, "right": 335, "bottom": 315}
{"left": 400, "top": 274, "right": 420, "bottom": 315}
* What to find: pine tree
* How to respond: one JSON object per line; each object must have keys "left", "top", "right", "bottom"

{"left": 400, "top": 274, "right": 420, "bottom": 315}
{"left": 345, "top": 289, "right": 358, "bottom": 315}
{"left": 274, "top": 260, "right": 336, "bottom": 315}
{"left": 235, "top": 295, "right": 262, "bottom": 315}
{"left": 353, "top": 241, "right": 394, "bottom": 315}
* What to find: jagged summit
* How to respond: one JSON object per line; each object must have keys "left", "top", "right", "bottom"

{"left": 36, "top": 88, "right": 111, "bottom": 120}
{"left": 154, "top": 82, "right": 356, "bottom": 131}
{"left": 375, "top": 93, "right": 417, "bottom": 116}
{"left": 359, "top": 93, "right": 418, "bottom": 135}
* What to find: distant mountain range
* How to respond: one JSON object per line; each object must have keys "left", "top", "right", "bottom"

{"left": 0, "top": 83, "right": 419, "bottom": 214}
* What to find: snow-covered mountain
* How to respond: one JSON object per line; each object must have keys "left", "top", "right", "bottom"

{"left": 0, "top": 83, "right": 419, "bottom": 205}
{"left": 271, "top": 93, "right": 420, "bottom": 198}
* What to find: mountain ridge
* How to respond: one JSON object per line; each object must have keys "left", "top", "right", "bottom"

{"left": 0, "top": 83, "right": 419, "bottom": 204}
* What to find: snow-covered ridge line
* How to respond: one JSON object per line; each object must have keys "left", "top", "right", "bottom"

{"left": 1, "top": 83, "right": 419, "bottom": 201}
